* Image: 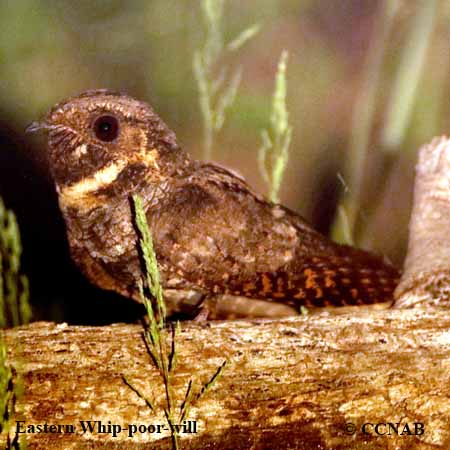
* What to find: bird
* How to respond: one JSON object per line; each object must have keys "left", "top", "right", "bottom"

{"left": 27, "top": 89, "right": 400, "bottom": 319}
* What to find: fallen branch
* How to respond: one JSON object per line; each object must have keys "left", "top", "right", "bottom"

{"left": 3, "top": 310, "right": 450, "bottom": 450}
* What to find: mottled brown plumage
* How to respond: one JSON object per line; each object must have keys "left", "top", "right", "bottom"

{"left": 28, "top": 89, "right": 400, "bottom": 318}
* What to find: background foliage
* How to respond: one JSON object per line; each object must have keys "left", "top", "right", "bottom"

{"left": 0, "top": 0, "right": 449, "bottom": 323}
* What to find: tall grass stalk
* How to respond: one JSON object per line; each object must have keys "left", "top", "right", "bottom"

{"left": 258, "top": 50, "right": 292, "bottom": 204}
{"left": 194, "top": 0, "right": 259, "bottom": 160}
{"left": 331, "top": 0, "right": 400, "bottom": 244}
{"left": 123, "top": 195, "right": 227, "bottom": 450}
{"left": 357, "top": 2, "right": 438, "bottom": 248}
{"left": 0, "top": 199, "right": 31, "bottom": 328}
{"left": 381, "top": 0, "right": 437, "bottom": 150}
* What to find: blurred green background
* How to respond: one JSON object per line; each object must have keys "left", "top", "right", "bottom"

{"left": 0, "top": 0, "right": 449, "bottom": 323}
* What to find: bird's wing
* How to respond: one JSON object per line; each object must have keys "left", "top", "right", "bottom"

{"left": 145, "top": 162, "right": 399, "bottom": 307}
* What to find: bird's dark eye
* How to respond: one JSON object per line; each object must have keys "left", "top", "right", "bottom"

{"left": 93, "top": 115, "right": 119, "bottom": 142}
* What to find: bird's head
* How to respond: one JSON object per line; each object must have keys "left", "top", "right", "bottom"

{"left": 27, "top": 89, "right": 186, "bottom": 209}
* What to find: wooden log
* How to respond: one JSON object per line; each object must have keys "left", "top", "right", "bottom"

{"left": 3, "top": 310, "right": 450, "bottom": 450}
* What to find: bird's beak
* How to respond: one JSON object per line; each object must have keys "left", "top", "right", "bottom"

{"left": 25, "top": 121, "right": 53, "bottom": 134}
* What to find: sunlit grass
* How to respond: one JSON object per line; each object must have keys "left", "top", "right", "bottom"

{"left": 331, "top": 0, "right": 440, "bottom": 248}
{"left": 258, "top": 50, "right": 292, "bottom": 204}
{"left": 381, "top": 0, "right": 437, "bottom": 151}
{"left": 0, "top": 198, "right": 31, "bottom": 329}
{"left": 331, "top": 0, "right": 400, "bottom": 245}
{"left": 193, "top": 0, "right": 259, "bottom": 160}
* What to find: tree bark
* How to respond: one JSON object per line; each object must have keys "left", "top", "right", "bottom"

{"left": 394, "top": 136, "right": 450, "bottom": 307}
{"left": 2, "top": 309, "right": 450, "bottom": 450}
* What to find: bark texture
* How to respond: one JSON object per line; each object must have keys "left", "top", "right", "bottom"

{"left": 2, "top": 310, "right": 450, "bottom": 450}
{"left": 394, "top": 136, "right": 450, "bottom": 307}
